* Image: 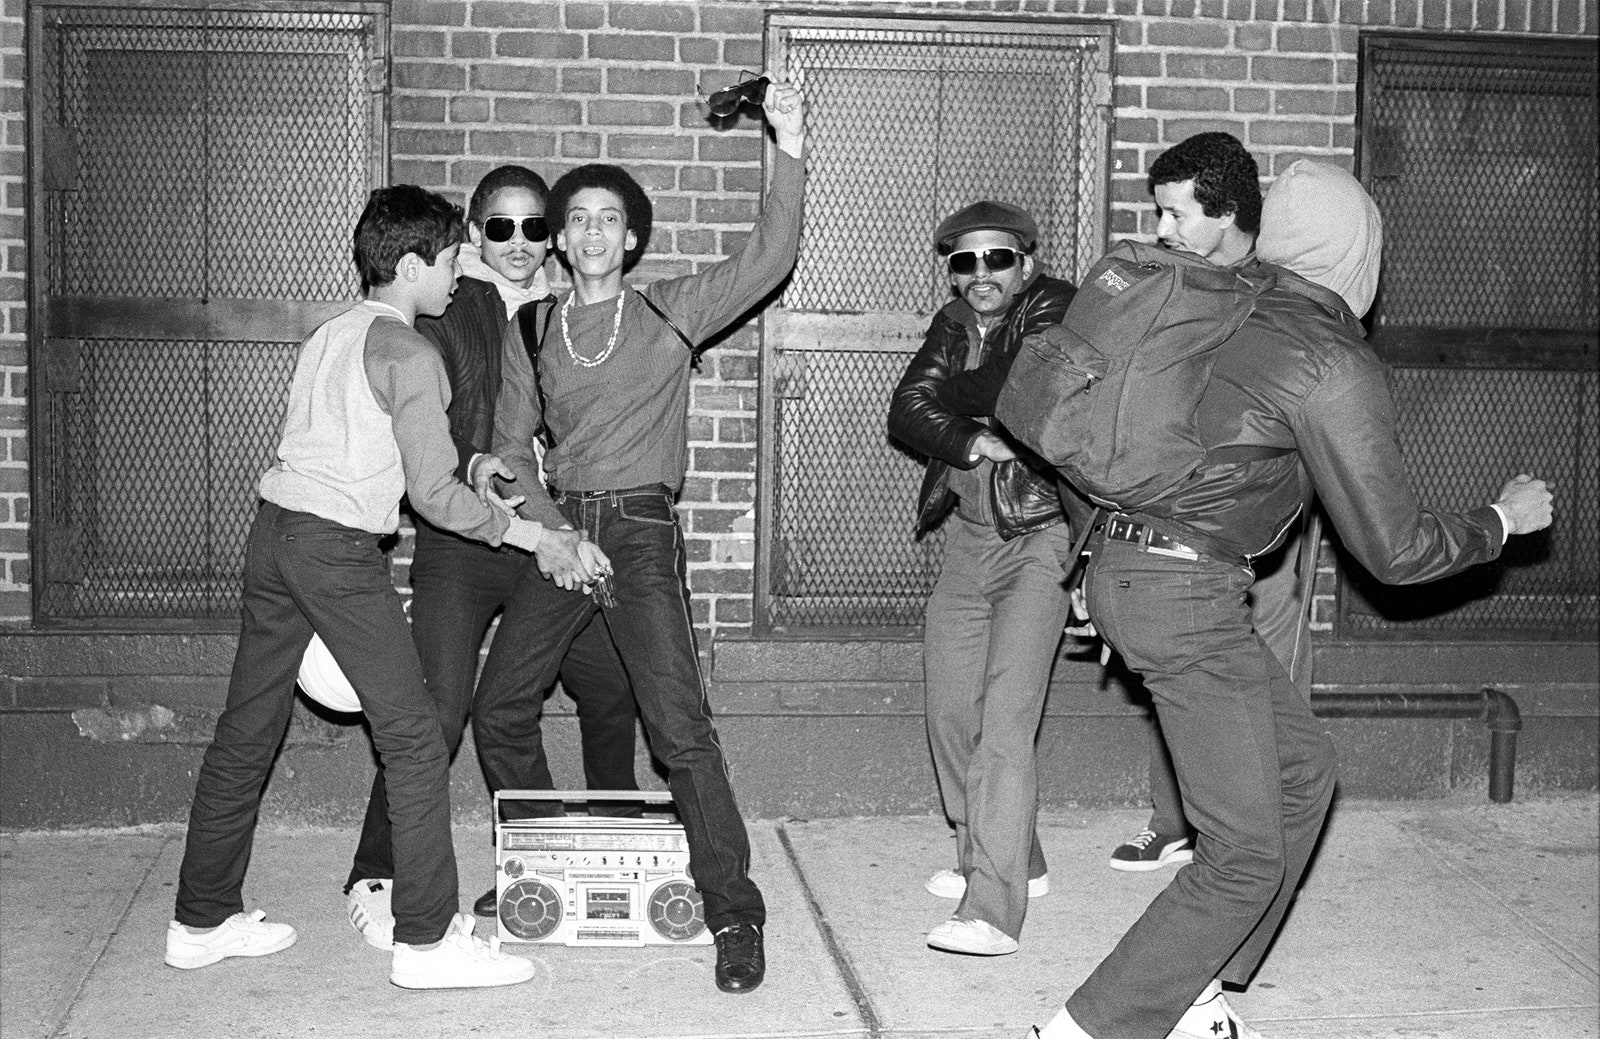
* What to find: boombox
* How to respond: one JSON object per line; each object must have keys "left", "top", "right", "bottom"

{"left": 491, "top": 790, "right": 711, "bottom": 947}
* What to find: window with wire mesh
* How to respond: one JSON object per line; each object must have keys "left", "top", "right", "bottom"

{"left": 1359, "top": 33, "right": 1598, "bottom": 366}
{"left": 1343, "top": 33, "right": 1598, "bottom": 639}
{"left": 34, "top": 4, "right": 379, "bottom": 623}
{"left": 758, "top": 17, "right": 1110, "bottom": 632}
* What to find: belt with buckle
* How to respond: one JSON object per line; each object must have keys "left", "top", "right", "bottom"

{"left": 1102, "top": 515, "right": 1202, "bottom": 561}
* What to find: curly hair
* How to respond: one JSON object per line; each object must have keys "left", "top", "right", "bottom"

{"left": 545, "top": 164, "right": 653, "bottom": 266}
{"left": 352, "top": 185, "right": 464, "bottom": 292}
{"left": 1147, "top": 132, "right": 1262, "bottom": 235}
{"left": 466, "top": 165, "right": 550, "bottom": 228}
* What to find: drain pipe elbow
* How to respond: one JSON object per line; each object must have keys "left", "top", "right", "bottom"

{"left": 1482, "top": 687, "right": 1522, "bottom": 804}
{"left": 1482, "top": 686, "right": 1522, "bottom": 734}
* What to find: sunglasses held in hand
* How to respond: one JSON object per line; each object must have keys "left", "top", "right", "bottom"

{"left": 705, "top": 75, "right": 771, "bottom": 117}
{"left": 482, "top": 215, "right": 548, "bottom": 243}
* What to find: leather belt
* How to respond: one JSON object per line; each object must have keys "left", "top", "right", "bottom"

{"left": 1102, "top": 514, "right": 1202, "bottom": 561}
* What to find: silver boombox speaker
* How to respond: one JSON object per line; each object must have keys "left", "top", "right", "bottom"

{"left": 492, "top": 789, "right": 711, "bottom": 947}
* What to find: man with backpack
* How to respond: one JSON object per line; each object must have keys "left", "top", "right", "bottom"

{"left": 1105, "top": 134, "right": 1313, "bottom": 875}
{"left": 1015, "top": 160, "right": 1553, "bottom": 1039}
{"left": 888, "top": 201, "right": 1078, "bottom": 956}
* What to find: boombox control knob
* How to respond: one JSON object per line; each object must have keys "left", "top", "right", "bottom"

{"left": 646, "top": 881, "right": 706, "bottom": 942}
{"left": 499, "top": 878, "right": 564, "bottom": 941}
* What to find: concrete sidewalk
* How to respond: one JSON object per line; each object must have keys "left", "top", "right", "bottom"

{"left": 2, "top": 794, "right": 1595, "bottom": 1039}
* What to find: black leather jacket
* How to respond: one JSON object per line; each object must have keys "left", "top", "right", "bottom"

{"left": 888, "top": 271, "right": 1077, "bottom": 540}
{"left": 414, "top": 277, "right": 514, "bottom": 463}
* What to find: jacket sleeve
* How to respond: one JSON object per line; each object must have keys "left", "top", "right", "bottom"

{"left": 935, "top": 277, "right": 1077, "bottom": 417}
{"left": 887, "top": 314, "right": 987, "bottom": 468}
{"left": 1296, "top": 352, "right": 1503, "bottom": 585}
{"left": 489, "top": 307, "right": 568, "bottom": 531}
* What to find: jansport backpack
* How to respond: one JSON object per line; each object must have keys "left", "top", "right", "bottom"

{"left": 994, "top": 240, "right": 1281, "bottom": 512}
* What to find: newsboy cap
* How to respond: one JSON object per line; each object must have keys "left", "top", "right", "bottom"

{"left": 933, "top": 200, "right": 1038, "bottom": 252}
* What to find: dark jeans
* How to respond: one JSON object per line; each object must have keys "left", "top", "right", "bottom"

{"left": 471, "top": 486, "right": 764, "bottom": 931}
{"left": 345, "top": 522, "right": 638, "bottom": 890}
{"left": 1146, "top": 524, "right": 1314, "bottom": 835}
{"left": 1067, "top": 537, "right": 1336, "bottom": 1039}
{"left": 176, "top": 503, "right": 458, "bottom": 945}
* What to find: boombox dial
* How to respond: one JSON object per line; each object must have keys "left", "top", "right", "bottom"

{"left": 646, "top": 880, "right": 705, "bottom": 942}
{"left": 498, "top": 876, "right": 564, "bottom": 941}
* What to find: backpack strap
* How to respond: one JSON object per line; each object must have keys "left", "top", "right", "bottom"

{"left": 514, "top": 297, "right": 559, "bottom": 440}
{"left": 634, "top": 290, "right": 704, "bottom": 368}
{"left": 516, "top": 296, "right": 559, "bottom": 366}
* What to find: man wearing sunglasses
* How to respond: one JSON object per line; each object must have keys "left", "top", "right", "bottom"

{"left": 888, "top": 201, "right": 1080, "bottom": 956}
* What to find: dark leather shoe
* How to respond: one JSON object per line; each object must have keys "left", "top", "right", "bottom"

{"left": 713, "top": 922, "right": 765, "bottom": 993}
{"left": 472, "top": 886, "right": 498, "bottom": 917}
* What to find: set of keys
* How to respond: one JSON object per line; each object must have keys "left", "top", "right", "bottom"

{"left": 591, "top": 569, "right": 617, "bottom": 609}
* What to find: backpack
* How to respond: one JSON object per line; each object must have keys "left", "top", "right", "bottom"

{"left": 994, "top": 240, "right": 1284, "bottom": 512}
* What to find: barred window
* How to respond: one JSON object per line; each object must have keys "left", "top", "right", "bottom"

{"left": 1338, "top": 33, "right": 1598, "bottom": 640}
{"left": 30, "top": 2, "right": 388, "bottom": 625}
{"left": 755, "top": 15, "right": 1113, "bottom": 633}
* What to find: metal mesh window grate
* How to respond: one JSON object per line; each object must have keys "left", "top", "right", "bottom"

{"left": 1336, "top": 367, "right": 1598, "bottom": 639}
{"left": 781, "top": 23, "right": 1108, "bottom": 314}
{"left": 758, "top": 17, "right": 1111, "bottom": 632}
{"left": 43, "top": 341, "right": 299, "bottom": 620}
{"left": 1343, "top": 34, "right": 1599, "bottom": 640}
{"left": 31, "top": 3, "right": 385, "bottom": 624}
{"left": 41, "top": 7, "right": 373, "bottom": 301}
{"left": 1361, "top": 34, "right": 1599, "bottom": 358}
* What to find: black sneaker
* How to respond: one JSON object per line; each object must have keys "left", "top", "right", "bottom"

{"left": 713, "top": 922, "right": 765, "bottom": 993}
{"left": 1108, "top": 828, "right": 1194, "bottom": 872}
{"left": 472, "top": 886, "right": 498, "bottom": 917}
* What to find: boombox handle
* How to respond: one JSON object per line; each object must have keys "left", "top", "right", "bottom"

{"left": 494, "top": 789, "right": 676, "bottom": 818}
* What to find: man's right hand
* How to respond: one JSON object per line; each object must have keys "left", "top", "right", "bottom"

{"left": 536, "top": 527, "right": 610, "bottom": 590}
{"left": 470, "top": 453, "right": 517, "bottom": 505}
{"left": 967, "top": 430, "right": 1018, "bottom": 463}
{"left": 1495, "top": 473, "right": 1553, "bottom": 535}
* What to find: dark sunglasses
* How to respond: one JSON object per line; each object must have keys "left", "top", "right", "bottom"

{"left": 482, "top": 215, "right": 548, "bottom": 243}
{"left": 706, "top": 74, "right": 770, "bottom": 118}
{"left": 947, "top": 248, "right": 1021, "bottom": 276}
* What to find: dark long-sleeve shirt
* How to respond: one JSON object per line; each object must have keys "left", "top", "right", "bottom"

{"left": 492, "top": 150, "right": 805, "bottom": 529}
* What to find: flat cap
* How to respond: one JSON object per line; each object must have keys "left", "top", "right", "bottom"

{"left": 933, "top": 200, "right": 1038, "bottom": 252}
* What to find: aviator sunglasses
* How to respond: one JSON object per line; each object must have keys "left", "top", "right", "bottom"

{"left": 482, "top": 215, "right": 549, "bottom": 243}
{"left": 947, "top": 248, "right": 1021, "bottom": 276}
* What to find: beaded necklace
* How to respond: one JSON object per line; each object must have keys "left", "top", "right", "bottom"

{"left": 562, "top": 291, "right": 626, "bottom": 368}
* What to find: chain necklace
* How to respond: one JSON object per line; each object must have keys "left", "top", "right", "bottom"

{"left": 562, "top": 291, "right": 626, "bottom": 368}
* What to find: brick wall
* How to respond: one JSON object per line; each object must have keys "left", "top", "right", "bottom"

{"left": 1, "top": 0, "right": 1594, "bottom": 640}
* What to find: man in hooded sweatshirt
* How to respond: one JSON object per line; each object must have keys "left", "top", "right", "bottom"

{"left": 1023, "top": 160, "right": 1554, "bottom": 1039}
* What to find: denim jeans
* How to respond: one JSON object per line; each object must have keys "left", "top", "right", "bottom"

{"left": 345, "top": 522, "right": 638, "bottom": 891}
{"left": 1066, "top": 536, "right": 1336, "bottom": 1039}
{"left": 176, "top": 503, "right": 458, "bottom": 945}
{"left": 1146, "top": 524, "right": 1315, "bottom": 835}
{"left": 471, "top": 486, "right": 764, "bottom": 930}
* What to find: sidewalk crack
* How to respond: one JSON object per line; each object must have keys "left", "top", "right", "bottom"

{"left": 777, "top": 820, "right": 882, "bottom": 1038}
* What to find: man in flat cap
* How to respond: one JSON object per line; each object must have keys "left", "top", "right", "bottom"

{"left": 887, "top": 201, "right": 1078, "bottom": 955}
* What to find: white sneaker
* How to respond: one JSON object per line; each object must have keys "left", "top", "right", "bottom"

{"left": 390, "top": 913, "right": 535, "bottom": 989}
{"left": 926, "top": 917, "right": 1019, "bottom": 956}
{"left": 347, "top": 878, "right": 394, "bottom": 950}
{"left": 1168, "top": 979, "right": 1265, "bottom": 1039}
{"left": 165, "top": 910, "right": 297, "bottom": 969}
{"left": 924, "top": 868, "right": 1050, "bottom": 899}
